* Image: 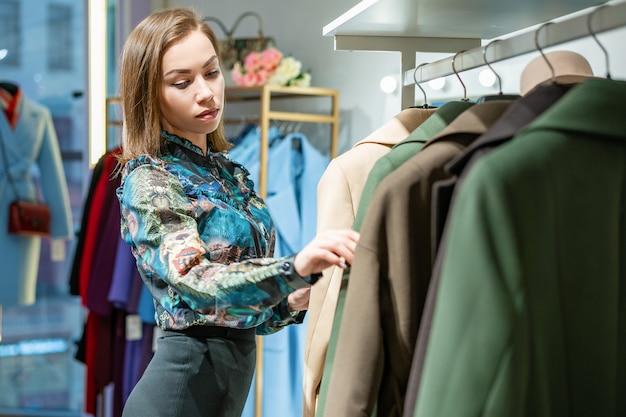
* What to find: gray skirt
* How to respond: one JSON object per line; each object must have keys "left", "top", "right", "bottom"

{"left": 122, "top": 327, "right": 256, "bottom": 417}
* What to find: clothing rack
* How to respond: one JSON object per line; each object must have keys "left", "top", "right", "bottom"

{"left": 404, "top": 0, "right": 626, "bottom": 84}
{"left": 225, "top": 84, "right": 339, "bottom": 417}
{"left": 225, "top": 85, "right": 340, "bottom": 198}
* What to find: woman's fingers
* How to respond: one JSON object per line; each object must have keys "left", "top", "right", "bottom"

{"left": 294, "top": 229, "right": 360, "bottom": 277}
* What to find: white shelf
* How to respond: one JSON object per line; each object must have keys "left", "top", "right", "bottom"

{"left": 324, "top": 0, "right": 612, "bottom": 108}
{"left": 324, "top": 0, "right": 608, "bottom": 39}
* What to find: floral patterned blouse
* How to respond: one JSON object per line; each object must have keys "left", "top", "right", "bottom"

{"left": 116, "top": 131, "right": 310, "bottom": 335}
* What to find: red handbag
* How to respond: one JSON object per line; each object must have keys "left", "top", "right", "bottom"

{"left": 1, "top": 129, "right": 52, "bottom": 237}
{"left": 8, "top": 200, "right": 51, "bottom": 237}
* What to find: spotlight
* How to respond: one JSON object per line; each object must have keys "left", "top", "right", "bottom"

{"left": 479, "top": 69, "right": 497, "bottom": 87}
{"left": 427, "top": 78, "right": 445, "bottom": 90}
{"left": 379, "top": 75, "right": 397, "bottom": 94}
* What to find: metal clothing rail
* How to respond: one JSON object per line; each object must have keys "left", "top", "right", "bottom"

{"left": 225, "top": 85, "right": 340, "bottom": 199}
{"left": 404, "top": 0, "right": 626, "bottom": 84}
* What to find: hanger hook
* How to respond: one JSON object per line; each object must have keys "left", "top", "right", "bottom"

{"left": 587, "top": 5, "right": 611, "bottom": 79}
{"left": 483, "top": 39, "right": 503, "bottom": 94}
{"left": 452, "top": 50, "right": 469, "bottom": 101}
{"left": 413, "top": 62, "right": 430, "bottom": 107}
{"left": 534, "top": 21, "right": 556, "bottom": 84}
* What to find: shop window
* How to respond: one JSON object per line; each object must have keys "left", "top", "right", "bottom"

{"left": 0, "top": 0, "right": 86, "bottom": 415}
{"left": 0, "top": 0, "right": 21, "bottom": 67}
{"left": 47, "top": 4, "right": 73, "bottom": 71}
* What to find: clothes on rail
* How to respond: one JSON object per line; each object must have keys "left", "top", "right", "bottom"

{"left": 303, "top": 106, "right": 438, "bottom": 417}
{"left": 409, "top": 76, "right": 626, "bottom": 417}
{"left": 70, "top": 147, "right": 155, "bottom": 417}
{"left": 314, "top": 50, "right": 625, "bottom": 417}
{"left": 404, "top": 53, "right": 596, "bottom": 416}
{"left": 320, "top": 99, "right": 514, "bottom": 416}
{"left": 401, "top": 52, "right": 606, "bottom": 417}
{"left": 228, "top": 125, "right": 330, "bottom": 417}
{"left": 315, "top": 99, "right": 473, "bottom": 416}
{"left": 0, "top": 82, "right": 73, "bottom": 307}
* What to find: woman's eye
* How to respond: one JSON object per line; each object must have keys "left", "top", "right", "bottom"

{"left": 173, "top": 81, "right": 189, "bottom": 89}
{"left": 207, "top": 69, "right": 220, "bottom": 78}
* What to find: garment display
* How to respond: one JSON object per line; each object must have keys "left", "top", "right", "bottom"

{"left": 229, "top": 126, "right": 330, "bottom": 417}
{"left": 0, "top": 82, "right": 73, "bottom": 307}
{"left": 71, "top": 149, "right": 129, "bottom": 415}
{"left": 304, "top": 106, "right": 437, "bottom": 417}
{"left": 405, "top": 53, "right": 597, "bottom": 415}
{"left": 316, "top": 100, "right": 473, "bottom": 416}
{"left": 311, "top": 36, "right": 626, "bottom": 416}
{"left": 321, "top": 99, "right": 514, "bottom": 416}
{"left": 411, "top": 77, "right": 626, "bottom": 417}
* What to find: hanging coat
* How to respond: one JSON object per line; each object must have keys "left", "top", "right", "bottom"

{"left": 0, "top": 94, "right": 73, "bottom": 307}
{"left": 304, "top": 106, "right": 438, "bottom": 417}
{"left": 240, "top": 131, "right": 329, "bottom": 417}
{"left": 317, "top": 99, "right": 474, "bottom": 416}
{"left": 413, "top": 78, "right": 626, "bottom": 417}
{"left": 322, "top": 100, "right": 514, "bottom": 417}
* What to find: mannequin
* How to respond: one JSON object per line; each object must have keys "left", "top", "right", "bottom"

{"left": 0, "top": 81, "right": 74, "bottom": 308}
{"left": 520, "top": 50, "right": 595, "bottom": 95}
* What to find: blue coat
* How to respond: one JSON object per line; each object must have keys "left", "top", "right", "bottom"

{"left": 0, "top": 94, "right": 73, "bottom": 307}
{"left": 236, "top": 130, "right": 329, "bottom": 417}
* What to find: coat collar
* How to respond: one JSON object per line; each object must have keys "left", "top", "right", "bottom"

{"left": 446, "top": 82, "right": 574, "bottom": 175}
{"left": 423, "top": 99, "right": 515, "bottom": 150}
{"left": 352, "top": 107, "right": 438, "bottom": 149}
{"left": 0, "top": 85, "right": 22, "bottom": 129}
{"left": 523, "top": 78, "right": 626, "bottom": 143}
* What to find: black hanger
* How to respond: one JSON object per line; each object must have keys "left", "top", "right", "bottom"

{"left": 409, "top": 63, "right": 437, "bottom": 109}
{"left": 476, "top": 39, "right": 521, "bottom": 104}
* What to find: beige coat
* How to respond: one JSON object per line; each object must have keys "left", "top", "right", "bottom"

{"left": 303, "top": 107, "right": 436, "bottom": 417}
{"left": 321, "top": 100, "right": 514, "bottom": 416}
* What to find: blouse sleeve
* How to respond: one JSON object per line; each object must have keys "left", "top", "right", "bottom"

{"left": 118, "top": 162, "right": 311, "bottom": 330}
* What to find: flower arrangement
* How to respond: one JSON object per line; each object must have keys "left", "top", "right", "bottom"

{"left": 230, "top": 46, "right": 312, "bottom": 87}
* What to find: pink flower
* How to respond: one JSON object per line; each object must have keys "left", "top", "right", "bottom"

{"left": 240, "top": 71, "right": 266, "bottom": 87}
{"left": 243, "top": 51, "right": 262, "bottom": 72}
{"left": 256, "top": 70, "right": 270, "bottom": 85}
{"left": 231, "top": 46, "right": 309, "bottom": 87}
{"left": 260, "top": 47, "right": 283, "bottom": 71}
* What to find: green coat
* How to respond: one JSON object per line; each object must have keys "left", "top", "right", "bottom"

{"left": 414, "top": 78, "right": 626, "bottom": 417}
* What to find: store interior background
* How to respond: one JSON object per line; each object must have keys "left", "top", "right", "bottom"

{"left": 0, "top": 0, "right": 624, "bottom": 415}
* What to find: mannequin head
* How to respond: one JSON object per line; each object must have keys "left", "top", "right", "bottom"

{"left": 520, "top": 50, "right": 594, "bottom": 95}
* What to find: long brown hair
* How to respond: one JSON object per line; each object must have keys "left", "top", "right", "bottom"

{"left": 117, "top": 7, "right": 231, "bottom": 166}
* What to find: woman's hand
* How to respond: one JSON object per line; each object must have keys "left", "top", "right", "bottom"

{"left": 287, "top": 287, "right": 311, "bottom": 311}
{"left": 293, "top": 229, "right": 360, "bottom": 278}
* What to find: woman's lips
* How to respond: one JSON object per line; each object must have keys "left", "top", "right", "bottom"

{"left": 197, "top": 109, "right": 219, "bottom": 120}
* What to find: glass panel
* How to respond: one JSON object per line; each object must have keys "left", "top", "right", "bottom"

{"left": 0, "top": 0, "right": 20, "bottom": 67}
{"left": 0, "top": 0, "right": 86, "bottom": 415}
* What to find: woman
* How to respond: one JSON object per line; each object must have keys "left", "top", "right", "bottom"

{"left": 116, "top": 7, "right": 359, "bottom": 417}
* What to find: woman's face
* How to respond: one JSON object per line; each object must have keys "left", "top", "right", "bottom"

{"left": 160, "top": 29, "right": 224, "bottom": 152}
